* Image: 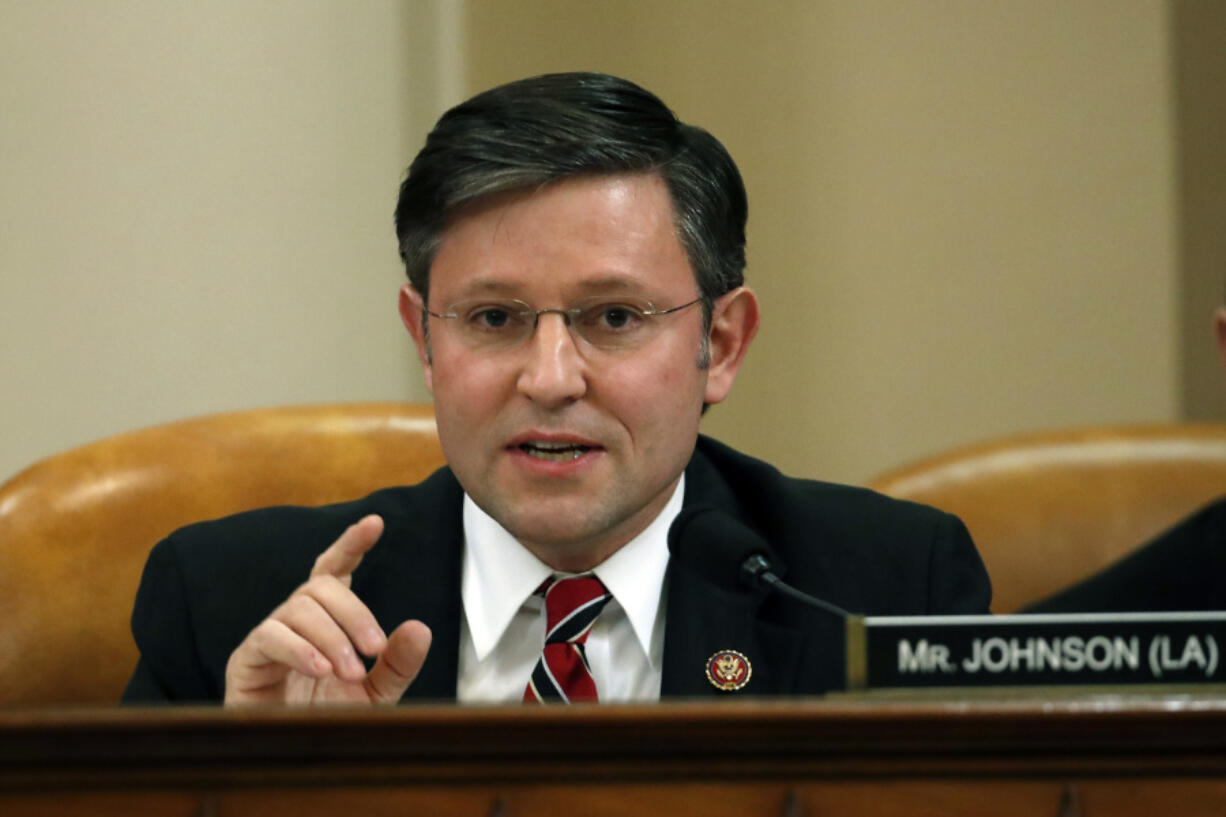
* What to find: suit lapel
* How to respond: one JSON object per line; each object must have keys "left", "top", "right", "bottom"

{"left": 663, "top": 445, "right": 805, "bottom": 697}
{"left": 352, "top": 469, "right": 465, "bottom": 701}
{"left": 661, "top": 563, "right": 803, "bottom": 697}
{"left": 662, "top": 438, "right": 859, "bottom": 697}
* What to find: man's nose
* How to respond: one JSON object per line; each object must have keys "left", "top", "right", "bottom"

{"left": 516, "top": 312, "right": 587, "bottom": 406}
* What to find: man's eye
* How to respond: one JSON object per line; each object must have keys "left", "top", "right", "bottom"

{"left": 589, "top": 304, "right": 644, "bottom": 330}
{"left": 471, "top": 307, "right": 514, "bottom": 329}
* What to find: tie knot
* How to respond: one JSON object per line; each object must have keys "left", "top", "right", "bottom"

{"left": 540, "top": 575, "right": 611, "bottom": 644}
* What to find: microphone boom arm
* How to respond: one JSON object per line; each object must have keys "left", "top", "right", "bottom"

{"left": 741, "top": 556, "right": 852, "bottom": 619}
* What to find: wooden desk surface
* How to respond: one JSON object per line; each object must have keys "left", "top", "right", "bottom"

{"left": 4, "top": 692, "right": 1226, "bottom": 815}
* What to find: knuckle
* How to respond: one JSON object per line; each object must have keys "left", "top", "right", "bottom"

{"left": 307, "top": 573, "right": 341, "bottom": 593}
{"left": 224, "top": 648, "right": 243, "bottom": 677}
{"left": 245, "top": 617, "right": 275, "bottom": 640}
{"left": 276, "top": 593, "right": 313, "bottom": 621}
{"left": 295, "top": 575, "right": 336, "bottom": 602}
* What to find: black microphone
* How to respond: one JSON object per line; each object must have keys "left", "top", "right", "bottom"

{"left": 667, "top": 506, "right": 851, "bottom": 619}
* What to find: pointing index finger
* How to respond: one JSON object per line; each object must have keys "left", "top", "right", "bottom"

{"left": 310, "top": 515, "right": 384, "bottom": 582}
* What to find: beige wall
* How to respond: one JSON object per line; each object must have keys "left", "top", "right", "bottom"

{"left": 1, "top": 0, "right": 1196, "bottom": 487}
{"left": 1174, "top": 0, "right": 1226, "bottom": 421}
{"left": 0, "top": 0, "right": 445, "bottom": 481}
{"left": 464, "top": 0, "right": 1180, "bottom": 484}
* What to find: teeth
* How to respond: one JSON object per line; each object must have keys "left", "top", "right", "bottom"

{"left": 520, "top": 441, "right": 590, "bottom": 461}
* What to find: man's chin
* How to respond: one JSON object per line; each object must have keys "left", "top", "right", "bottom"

{"left": 496, "top": 506, "right": 631, "bottom": 570}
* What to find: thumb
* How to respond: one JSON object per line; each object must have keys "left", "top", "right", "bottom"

{"left": 364, "top": 620, "right": 432, "bottom": 704}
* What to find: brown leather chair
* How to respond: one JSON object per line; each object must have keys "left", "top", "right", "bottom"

{"left": 0, "top": 402, "right": 445, "bottom": 707}
{"left": 866, "top": 425, "right": 1226, "bottom": 614}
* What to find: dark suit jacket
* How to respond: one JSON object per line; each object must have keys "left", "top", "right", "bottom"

{"left": 122, "top": 436, "right": 990, "bottom": 702}
{"left": 1025, "top": 497, "right": 1226, "bottom": 613}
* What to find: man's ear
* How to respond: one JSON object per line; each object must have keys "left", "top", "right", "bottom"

{"left": 1214, "top": 307, "right": 1226, "bottom": 382}
{"left": 703, "top": 286, "right": 760, "bottom": 405}
{"left": 399, "top": 283, "right": 434, "bottom": 394}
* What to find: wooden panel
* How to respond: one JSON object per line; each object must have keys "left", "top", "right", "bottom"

{"left": 796, "top": 781, "right": 1067, "bottom": 817}
{"left": 0, "top": 791, "right": 202, "bottom": 817}
{"left": 1079, "top": 780, "right": 1226, "bottom": 817}
{"left": 10, "top": 782, "right": 1226, "bottom": 817}
{"left": 4, "top": 695, "right": 1226, "bottom": 793}
{"left": 216, "top": 782, "right": 1063, "bottom": 817}
{"left": 219, "top": 788, "right": 497, "bottom": 817}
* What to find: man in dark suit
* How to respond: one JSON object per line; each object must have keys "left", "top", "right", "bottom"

{"left": 124, "top": 72, "right": 990, "bottom": 705}
{"left": 1028, "top": 304, "right": 1226, "bottom": 614}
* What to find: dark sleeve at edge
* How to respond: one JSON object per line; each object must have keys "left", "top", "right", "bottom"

{"left": 121, "top": 536, "right": 216, "bottom": 703}
{"left": 927, "top": 512, "right": 993, "bottom": 614}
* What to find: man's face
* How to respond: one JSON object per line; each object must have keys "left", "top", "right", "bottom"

{"left": 400, "top": 173, "right": 751, "bottom": 571}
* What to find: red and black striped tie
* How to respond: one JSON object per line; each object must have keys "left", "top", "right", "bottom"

{"left": 523, "top": 575, "right": 612, "bottom": 704}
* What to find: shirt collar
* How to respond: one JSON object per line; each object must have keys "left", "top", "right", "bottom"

{"left": 461, "top": 475, "right": 683, "bottom": 664}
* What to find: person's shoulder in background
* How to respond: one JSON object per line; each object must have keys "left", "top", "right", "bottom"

{"left": 1025, "top": 497, "right": 1226, "bottom": 613}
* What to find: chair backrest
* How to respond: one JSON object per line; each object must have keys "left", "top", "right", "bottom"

{"left": 0, "top": 402, "right": 445, "bottom": 707}
{"left": 865, "top": 425, "right": 1226, "bottom": 614}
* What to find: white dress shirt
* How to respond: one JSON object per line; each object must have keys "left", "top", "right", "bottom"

{"left": 457, "top": 477, "right": 682, "bottom": 703}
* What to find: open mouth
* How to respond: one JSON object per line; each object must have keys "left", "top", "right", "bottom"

{"left": 518, "top": 441, "right": 593, "bottom": 462}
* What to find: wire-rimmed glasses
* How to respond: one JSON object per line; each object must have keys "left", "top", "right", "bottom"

{"left": 423, "top": 295, "right": 703, "bottom": 352}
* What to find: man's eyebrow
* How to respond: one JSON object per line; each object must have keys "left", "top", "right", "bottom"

{"left": 452, "top": 278, "right": 521, "bottom": 297}
{"left": 453, "top": 274, "right": 657, "bottom": 299}
{"left": 572, "top": 277, "right": 693, "bottom": 305}
{"left": 571, "top": 275, "right": 656, "bottom": 295}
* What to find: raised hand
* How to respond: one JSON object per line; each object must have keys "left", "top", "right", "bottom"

{"left": 224, "top": 515, "right": 432, "bottom": 704}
